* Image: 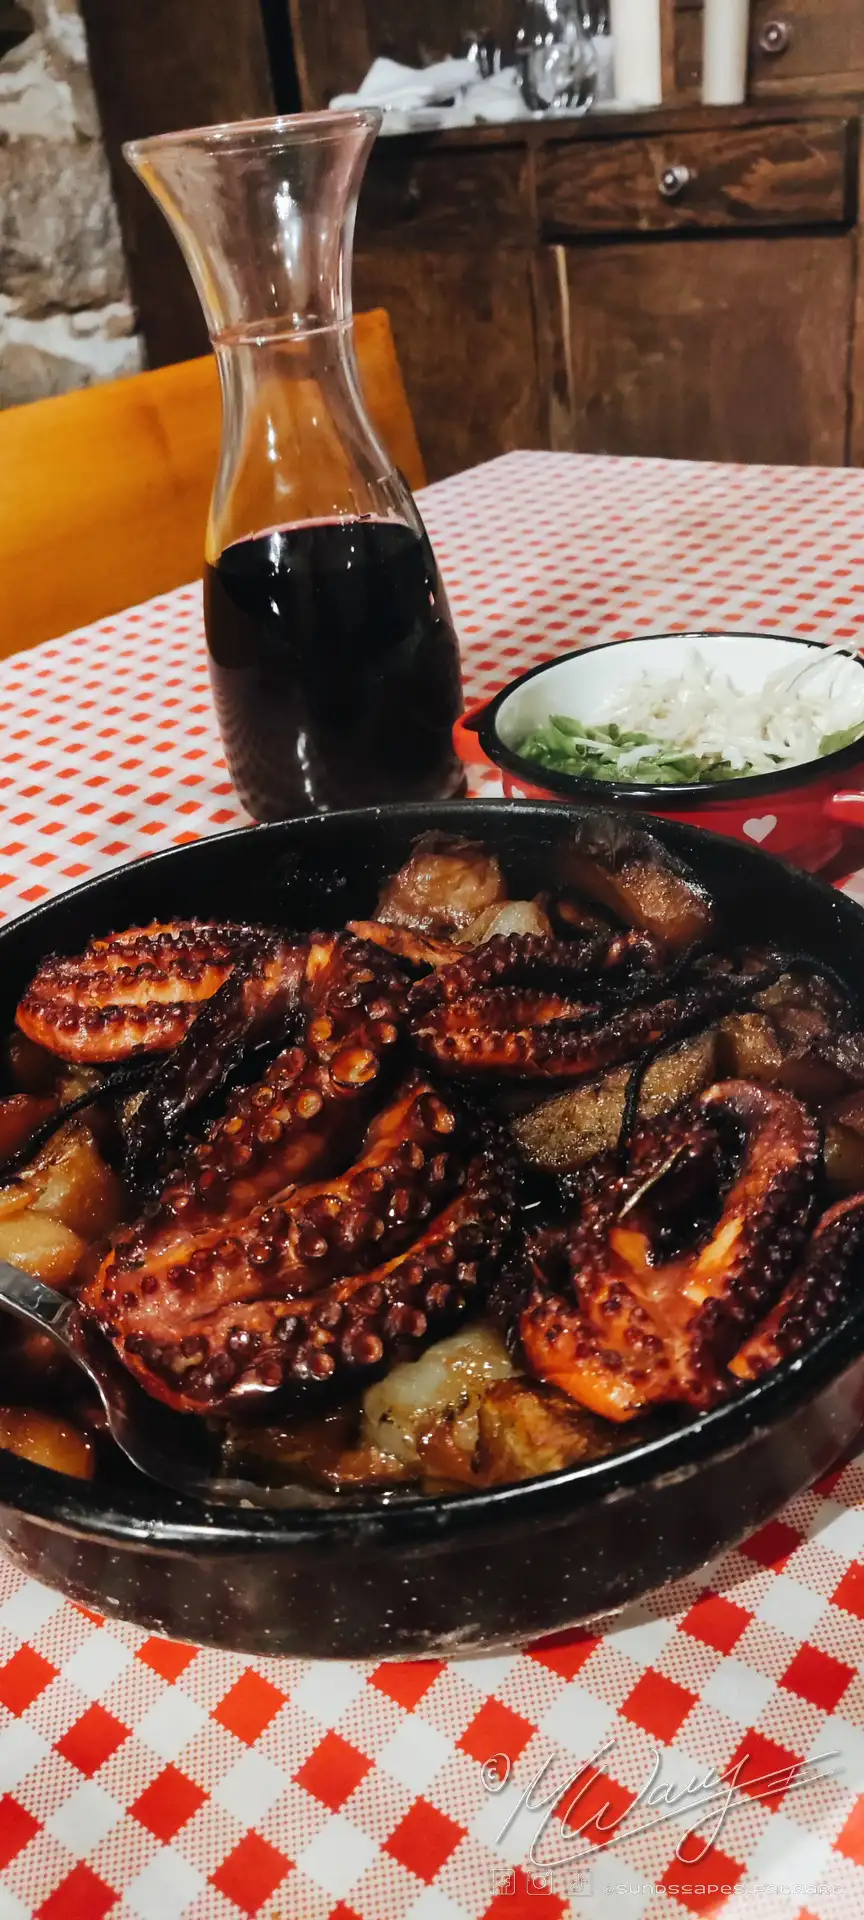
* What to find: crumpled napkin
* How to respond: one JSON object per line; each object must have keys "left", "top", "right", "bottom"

{"left": 330, "top": 56, "right": 477, "bottom": 113}
{"left": 330, "top": 56, "right": 530, "bottom": 133}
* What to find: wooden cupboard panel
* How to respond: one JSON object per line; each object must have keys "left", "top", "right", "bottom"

{"left": 561, "top": 233, "right": 853, "bottom": 465}
{"left": 353, "top": 249, "right": 544, "bottom": 480}
{"left": 80, "top": 0, "right": 275, "bottom": 368}
{"left": 287, "top": 0, "right": 371, "bottom": 108}
{"left": 358, "top": 147, "right": 533, "bottom": 249}
{"left": 537, "top": 119, "right": 851, "bottom": 236}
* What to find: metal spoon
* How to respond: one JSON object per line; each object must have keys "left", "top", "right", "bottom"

{"left": 0, "top": 1261, "right": 336, "bottom": 1511}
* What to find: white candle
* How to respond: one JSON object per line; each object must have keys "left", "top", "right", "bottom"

{"left": 609, "top": 0, "right": 663, "bottom": 108}
{"left": 702, "top": 0, "right": 750, "bottom": 106}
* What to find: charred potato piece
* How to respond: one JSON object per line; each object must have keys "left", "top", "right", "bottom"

{"left": 472, "top": 1380, "right": 614, "bottom": 1484}
{"left": 417, "top": 1378, "right": 614, "bottom": 1488}
{"left": 720, "top": 1014, "right": 864, "bottom": 1105}
{"left": 513, "top": 1030, "right": 719, "bottom": 1172}
{"left": 0, "top": 1407, "right": 95, "bottom": 1480}
{"left": 556, "top": 818, "right": 713, "bottom": 955}
{"left": 376, "top": 834, "right": 507, "bottom": 935}
{"left": 28, "top": 1121, "right": 126, "bottom": 1241}
{"left": 0, "top": 1122, "right": 125, "bottom": 1285}
{"left": 0, "top": 1213, "right": 87, "bottom": 1287}
{"left": 825, "top": 1094, "right": 864, "bottom": 1196}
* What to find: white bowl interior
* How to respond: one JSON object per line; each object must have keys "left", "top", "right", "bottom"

{"left": 494, "top": 631, "right": 864, "bottom": 778}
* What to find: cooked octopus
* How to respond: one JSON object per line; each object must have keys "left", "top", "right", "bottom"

{"left": 3, "top": 816, "right": 864, "bottom": 1498}
{"left": 511, "top": 1082, "right": 821, "bottom": 1422}
{"left": 85, "top": 1080, "right": 505, "bottom": 1416}
{"left": 17, "top": 922, "right": 252, "bottom": 1062}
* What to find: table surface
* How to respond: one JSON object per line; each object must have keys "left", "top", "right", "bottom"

{"left": 1, "top": 452, "right": 864, "bottom": 1920}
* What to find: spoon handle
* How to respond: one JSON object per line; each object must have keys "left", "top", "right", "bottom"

{"left": 0, "top": 1260, "right": 76, "bottom": 1344}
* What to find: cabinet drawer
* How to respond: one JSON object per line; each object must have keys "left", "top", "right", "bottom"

{"left": 357, "top": 148, "right": 533, "bottom": 249}
{"left": 749, "top": 0, "right": 864, "bottom": 95}
{"left": 536, "top": 120, "right": 850, "bottom": 236}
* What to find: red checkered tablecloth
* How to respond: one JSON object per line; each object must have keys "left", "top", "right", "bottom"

{"left": 2, "top": 452, "right": 864, "bottom": 1920}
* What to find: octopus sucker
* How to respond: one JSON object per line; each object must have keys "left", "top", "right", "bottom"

{"left": 515, "top": 1081, "right": 822, "bottom": 1421}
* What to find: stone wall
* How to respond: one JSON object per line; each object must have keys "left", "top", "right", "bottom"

{"left": 0, "top": 0, "right": 143, "bottom": 407}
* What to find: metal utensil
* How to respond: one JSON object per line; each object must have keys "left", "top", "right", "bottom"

{"left": 0, "top": 1261, "right": 326, "bottom": 1510}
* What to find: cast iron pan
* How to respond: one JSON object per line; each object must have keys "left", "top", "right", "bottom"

{"left": 0, "top": 802, "right": 863, "bottom": 1660}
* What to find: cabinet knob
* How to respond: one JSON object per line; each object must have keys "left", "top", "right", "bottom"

{"left": 759, "top": 19, "right": 792, "bottom": 56}
{"left": 402, "top": 178, "right": 422, "bottom": 215}
{"left": 658, "top": 164, "right": 693, "bottom": 202}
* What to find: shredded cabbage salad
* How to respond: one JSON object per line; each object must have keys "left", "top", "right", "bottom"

{"left": 515, "top": 642, "right": 864, "bottom": 788}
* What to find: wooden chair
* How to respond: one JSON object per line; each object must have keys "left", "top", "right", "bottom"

{"left": 0, "top": 309, "right": 426, "bottom": 657}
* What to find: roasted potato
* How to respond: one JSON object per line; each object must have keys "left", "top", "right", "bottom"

{"left": 0, "top": 1121, "right": 124, "bottom": 1285}
{"left": 555, "top": 818, "right": 714, "bottom": 954}
{"left": 0, "top": 1407, "right": 95, "bottom": 1480}
{"left": 377, "top": 834, "right": 507, "bottom": 934}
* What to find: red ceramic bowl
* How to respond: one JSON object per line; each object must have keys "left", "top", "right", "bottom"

{"left": 455, "top": 631, "right": 864, "bottom": 872}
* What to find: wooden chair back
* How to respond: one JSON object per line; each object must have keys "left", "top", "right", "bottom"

{"left": 0, "top": 309, "right": 426, "bottom": 656}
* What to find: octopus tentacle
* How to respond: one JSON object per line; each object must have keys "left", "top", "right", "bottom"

{"left": 138, "top": 933, "right": 408, "bottom": 1226}
{"left": 517, "top": 1081, "right": 821, "bottom": 1420}
{"left": 81, "top": 1078, "right": 468, "bottom": 1410}
{"left": 420, "top": 988, "right": 592, "bottom": 1033}
{"left": 412, "top": 976, "right": 758, "bottom": 1081}
{"left": 120, "top": 933, "right": 308, "bottom": 1182}
{"left": 409, "top": 931, "right": 664, "bottom": 1011}
{"left": 122, "top": 930, "right": 408, "bottom": 1195}
{"left": 731, "top": 1193, "right": 864, "bottom": 1382}
{"left": 345, "top": 921, "right": 461, "bottom": 971}
{"left": 110, "top": 1138, "right": 513, "bottom": 1417}
{"left": 17, "top": 921, "right": 252, "bottom": 1063}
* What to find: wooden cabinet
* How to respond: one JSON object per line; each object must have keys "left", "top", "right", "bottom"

{"left": 558, "top": 232, "right": 854, "bottom": 465}
{"left": 352, "top": 103, "right": 864, "bottom": 480}
{"left": 291, "top": 0, "right": 864, "bottom": 110}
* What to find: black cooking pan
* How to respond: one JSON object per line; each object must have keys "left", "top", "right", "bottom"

{"left": 0, "top": 801, "right": 862, "bottom": 1661}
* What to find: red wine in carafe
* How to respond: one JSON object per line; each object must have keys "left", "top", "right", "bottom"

{"left": 203, "top": 517, "right": 465, "bottom": 819}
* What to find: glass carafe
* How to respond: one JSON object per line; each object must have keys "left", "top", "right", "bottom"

{"left": 125, "top": 111, "right": 465, "bottom": 820}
